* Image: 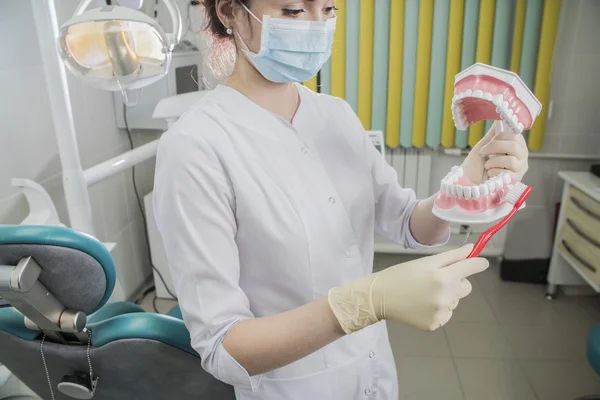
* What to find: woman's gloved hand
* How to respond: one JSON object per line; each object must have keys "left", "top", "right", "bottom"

{"left": 328, "top": 244, "right": 489, "bottom": 333}
{"left": 461, "top": 121, "right": 530, "bottom": 184}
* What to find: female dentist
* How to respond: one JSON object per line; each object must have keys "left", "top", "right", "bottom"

{"left": 153, "top": 1, "right": 530, "bottom": 398}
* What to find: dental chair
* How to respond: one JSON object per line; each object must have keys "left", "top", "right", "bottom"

{"left": 577, "top": 324, "right": 600, "bottom": 400}
{"left": 0, "top": 224, "right": 235, "bottom": 399}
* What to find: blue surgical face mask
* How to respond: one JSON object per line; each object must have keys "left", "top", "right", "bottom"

{"left": 235, "top": 3, "right": 336, "bottom": 83}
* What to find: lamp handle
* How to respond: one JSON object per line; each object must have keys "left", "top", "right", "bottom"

{"left": 163, "top": 0, "right": 183, "bottom": 47}
{"left": 73, "top": 0, "right": 182, "bottom": 47}
{"left": 73, "top": 0, "right": 94, "bottom": 16}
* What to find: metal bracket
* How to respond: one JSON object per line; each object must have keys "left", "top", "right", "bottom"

{"left": 0, "top": 257, "right": 87, "bottom": 334}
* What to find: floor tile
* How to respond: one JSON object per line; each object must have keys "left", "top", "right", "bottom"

{"left": 452, "top": 279, "right": 497, "bottom": 323}
{"left": 520, "top": 360, "right": 600, "bottom": 400}
{"left": 396, "top": 357, "right": 464, "bottom": 400}
{"left": 501, "top": 324, "right": 588, "bottom": 362}
{"left": 387, "top": 321, "right": 451, "bottom": 358}
{"left": 482, "top": 280, "right": 561, "bottom": 326}
{"left": 445, "top": 322, "right": 514, "bottom": 359}
{"left": 455, "top": 359, "right": 537, "bottom": 400}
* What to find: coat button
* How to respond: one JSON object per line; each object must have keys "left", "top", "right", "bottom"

{"left": 346, "top": 250, "right": 354, "bottom": 258}
{"left": 329, "top": 197, "right": 336, "bottom": 204}
{"left": 369, "top": 351, "right": 375, "bottom": 358}
{"left": 364, "top": 388, "right": 371, "bottom": 395}
{"left": 301, "top": 147, "right": 308, "bottom": 155}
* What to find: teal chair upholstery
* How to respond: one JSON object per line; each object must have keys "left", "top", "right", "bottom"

{"left": 574, "top": 325, "right": 600, "bottom": 400}
{"left": 0, "top": 225, "right": 234, "bottom": 400}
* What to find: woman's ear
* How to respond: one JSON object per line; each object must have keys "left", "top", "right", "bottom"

{"left": 215, "top": 0, "right": 237, "bottom": 30}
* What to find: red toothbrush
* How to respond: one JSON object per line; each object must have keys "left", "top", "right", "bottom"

{"left": 468, "top": 182, "right": 532, "bottom": 258}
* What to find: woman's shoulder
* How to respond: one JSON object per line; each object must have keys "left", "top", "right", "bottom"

{"left": 158, "top": 88, "right": 235, "bottom": 151}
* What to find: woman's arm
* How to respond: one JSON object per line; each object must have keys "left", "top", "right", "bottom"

{"left": 223, "top": 297, "right": 344, "bottom": 376}
{"left": 409, "top": 195, "right": 451, "bottom": 246}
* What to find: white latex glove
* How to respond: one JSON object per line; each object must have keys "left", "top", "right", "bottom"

{"left": 328, "top": 244, "right": 489, "bottom": 333}
{"left": 461, "top": 121, "right": 529, "bottom": 184}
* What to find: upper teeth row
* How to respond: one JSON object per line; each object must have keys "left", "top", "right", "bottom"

{"left": 452, "top": 90, "right": 524, "bottom": 133}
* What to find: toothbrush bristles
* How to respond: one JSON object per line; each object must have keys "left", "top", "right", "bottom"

{"left": 505, "top": 181, "right": 530, "bottom": 207}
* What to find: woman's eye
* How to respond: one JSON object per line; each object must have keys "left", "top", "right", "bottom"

{"left": 282, "top": 8, "right": 306, "bottom": 17}
{"left": 325, "top": 6, "right": 339, "bottom": 13}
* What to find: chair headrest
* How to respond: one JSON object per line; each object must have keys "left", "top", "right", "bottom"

{"left": 0, "top": 225, "right": 115, "bottom": 314}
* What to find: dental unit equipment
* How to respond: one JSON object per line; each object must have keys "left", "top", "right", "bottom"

{"left": 23, "top": 0, "right": 202, "bottom": 303}
{"left": 433, "top": 63, "right": 542, "bottom": 228}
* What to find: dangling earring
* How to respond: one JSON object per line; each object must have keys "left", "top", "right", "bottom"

{"left": 226, "top": 27, "right": 233, "bottom": 35}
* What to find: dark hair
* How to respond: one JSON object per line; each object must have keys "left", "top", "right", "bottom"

{"left": 202, "top": 0, "right": 252, "bottom": 40}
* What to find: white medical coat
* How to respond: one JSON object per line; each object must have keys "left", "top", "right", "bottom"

{"left": 153, "top": 84, "right": 448, "bottom": 399}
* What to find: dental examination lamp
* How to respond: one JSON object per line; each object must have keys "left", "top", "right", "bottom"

{"left": 58, "top": 0, "right": 183, "bottom": 106}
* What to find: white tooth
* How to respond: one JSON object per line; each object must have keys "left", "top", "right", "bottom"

{"left": 494, "top": 177, "right": 503, "bottom": 190}
{"left": 452, "top": 94, "right": 458, "bottom": 102}
{"left": 451, "top": 166, "right": 464, "bottom": 177}
{"left": 483, "top": 92, "right": 493, "bottom": 101}
{"left": 463, "top": 186, "right": 472, "bottom": 199}
{"left": 501, "top": 101, "right": 509, "bottom": 111}
{"left": 487, "top": 180, "right": 496, "bottom": 193}
{"left": 472, "top": 186, "right": 480, "bottom": 199}
{"left": 464, "top": 89, "right": 473, "bottom": 97}
{"left": 517, "top": 122, "right": 524, "bottom": 132}
{"left": 479, "top": 184, "right": 489, "bottom": 196}
{"left": 512, "top": 115, "right": 518, "bottom": 126}
{"left": 450, "top": 185, "right": 457, "bottom": 196}
{"left": 473, "top": 90, "right": 483, "bottom": 98}
{"left": 452, "top": 174, "right": 459, "bottom": 183}
{"left": 505, "top": 108, "right": 514, "bottom": 119}
{"left": 455, "top": 185, "right": 463, "bottom": 197}
{"left": 502, "top": 173, "right": 511, "bottom": 184}
{"left": 492, "top": 94, "right": 503, "bottom": 106}
{"left": 451, "top": 165, "right": 460, "bottom": 172}
{"left": 458, "top": 92, "right": 466, "bottom": 100}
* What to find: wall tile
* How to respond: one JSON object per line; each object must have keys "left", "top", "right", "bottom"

{"left": 575, "top": 0, "right": 600, "bottom": 54}
{"left": 563, "top": 55, "right": 600, "bottom": 104}
{"left": 87, "top": 182, "right": 108, "bottom": 242}
{"left": 111, "top": 225, "right": 143, "bottom": 300}
{"left": 0, "top": 67, "right": 61, "bottom": 183}
{"left": 521, "top": 159, "right": 559, "bottom": 207}
{"left": 538, "top": 134, "right": 562, "bottom": 153}
{"left": 40, "top": 173, "right": 70, "bottom": 227}
{"left": 503, "top": 205, "right": 556, "bottom": 259}
{"left": 98, "top": 172, "right": 130, "bottom": 240}
{"left": 0, "top": 1, "right": 42, "bottom": 69}
{"left": 131, "top": 216, "right": 153, "bottom": 281}
{"left": 0, "top": 194, "right": 29, "bottom": 225}
{"left": 560, "top": 134, "right": 600, "bottom": 155}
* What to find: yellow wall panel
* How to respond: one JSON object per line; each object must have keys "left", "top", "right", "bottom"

{"left": 331, "top": 0, "right": 346, "bottom": 99}
{"left": 358, "top": 1, "right": 375, "bottom": 128}
{"left": 469, "top": 0, "right": 495, "bottom": 148}
{"left": 412, "top": 0, "right": 434, "bottom": 148}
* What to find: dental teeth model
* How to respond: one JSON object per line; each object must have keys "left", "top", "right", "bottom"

{"left": 433, "top": 63, "right": 541, "bottom": 225}
{"left": 433, "top": 166, "right": 524, "bottom": 224}
{"left": 451, "top": 63, "right": 542, "bottom": 133}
